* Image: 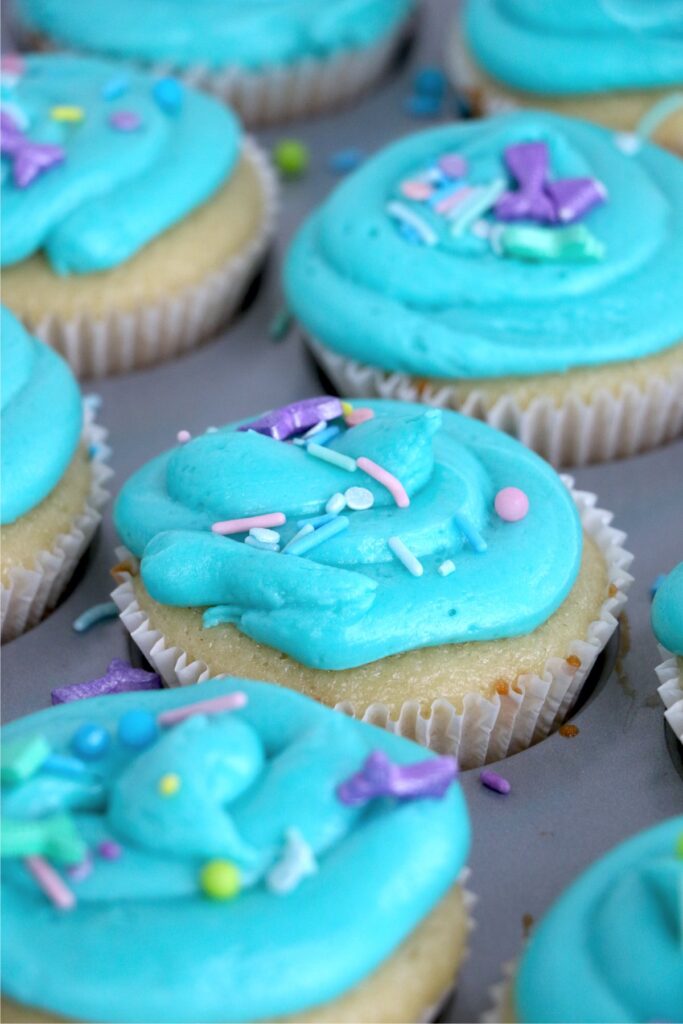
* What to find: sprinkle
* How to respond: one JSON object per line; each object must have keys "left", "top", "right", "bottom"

{"left": 326, "top": 492, "right": 347, "bottom": 514}
{"left": 24, "top": 856, "right": 75, "bottom": 910}
{"left": 158, "top": 692, "right": 248, "bottom": 727}
{"left": 345, "top": 407, "right": 375, "bottom": 427}
{"left": 240, "top": 396, "right": 342, "bottom": 442}
{"left": 341, "top": 401, "right": 354, "bottom": 416}
{"left": 545, "top": 177, "right": 607, "bottom": 224}
{"left": 51, "top": 660, "right": 161, "bottom": 704}
{"left": 212, "top": 512, "right": 286, "bottom": 536}
{"left": 285, "top": 516, "right": 349, "bottom": 556}
{"left": 296, "top": 512, "right": 338, "bottom": 530}
{"left": 387, "top": 201, "right": 438, "bottom": 246}
{"left": 50, "top": 105, "right": 85, "bottom": 123}
{"left": 249, "top": 527, "right": 280, "bottom": 544}
{"left": 480, "top": 770, "right": 511, "bottom": 795}
{"left": 273, "top": 138, "right": 309, "bottom": 178}
{"left": 1, "top": 815, "right": 86, "bottom": 866}
{"left": 118, "top": 710, "right": 158, "bottom": 749}
{"left": 1, "top": 735, "right": 50, "bottom": 785}
{"left": 152, "top": 76, "right": 183, "bottom": 114}
{"left": 438, "top": 153, "right": 468, "bottom": 179}
{"left": 337, "top": 750, "right": 457, "bottom": 806}
{"left": 400, "top": 179, "right": 433, "bottom": 201}
{"left": 0, "top": 111, "right": 65, "bottom": 187}
{"left": 434, "top": 184, "right": 471, "bottom": 215}
{"left": 282, "top": 523, "right": 314, "bottom": 552}
{"left": 266, "top": 828, "right": 318, "bottom": 895}
{"left": 158, "top": 773, "right": 181, "bottom": 796}
{"left": 388, "top": 536, "right": 423, "bottom": 577}
{"left": 438, "top": 559, "right": 456, "bottom": 576}
{"left": 307, "top": 424, "right": 340, "bottom": 447}
{"left": 306, "top": 443, "right": 357, "bottom": 473}
{"left": 244, "top": 536, "right": 280, "bottom": 552}
{"left": 109, "top": 110, "right": 142, "bottom": 132}
{"left": 496, "top": 223, "right": 605, "bottom": 263}
{"left": 71, "top": 724, "right": 110, "bottom": 761}
{"left": 453, "top": 513, "right": 487, "bottom": 553}
{"left": 199, "top": 859, "right": 241, "bottom": 900}
{"left": 72, "top": 601, "right": 119, "bottom": 633}
{"left": 328, "top": 148, "right": 364, "bottom": 175}
{"left": 356, "top": 456, "right": 410, "bottom": 508}
{"left": 414, "top": 67, "right": 446, "bottom": 99}
{"left": 97, "top": 840, "right": 122, "bottom": 860}
{"left": 495, "top": 141, "right": 555, "bottom": 223}
{"left": 176, "top": 429, "right": 191, "bottom": 444}
{"left": 66, "top": 854, "right": 93, "bottom": 882}
{"left": 269, "top": 308, "right": 293, "bottom": 341}
{"left": 404, "top": 93, "right": 442, "bottom": 118}
{"left": 494, "top": 487, "right": 529, "bottom": 522}
{"left": 303, "top": 420, "right": 328, "bottom": 439}
{"left": 102, "top": 77, "right": 128, "bottom": 100}
{"left": 449, "top": 179, "right": 506, "bottom": 236}
{"left": 344, "top": 486, "right": 374, "bottom": 511}
{"left": 41, "top": 753, "right": 91, "bottom": 779}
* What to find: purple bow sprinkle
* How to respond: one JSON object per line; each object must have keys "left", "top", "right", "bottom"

{"left": 544, "top": 177, "right": 607, "bottom": 224}
{"left": 337, "top": 750, "right": 458, "bottom": 806}
{"left": 51, "top": 660, "right": 161, "bottom": 705}
{"left": 0, "top": 110, "right": 65, "bottom": 188}
{"left": 495, "top": 141, "right": 606, "bottom": 226}
{"left": 239, "top": 396, "right": 343, "bottom": 442}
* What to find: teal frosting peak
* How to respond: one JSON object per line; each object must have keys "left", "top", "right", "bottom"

{"left": 465, "top": 0, "right": 683, "bottom": 95}
{"left": 284, "top": 112, "right": 683, "bottom": 380}
{"left": 1, "top": 54, "right": 240, "bottom": 274}
{"left": 114, "top": 399, "right": 582, "bottom": 671}
{"left": 515, "top": 817, "right": 683, "bottom": 1023}
{"left": 15, "top": 0, "right": 414, "bottom": 71}
{"left": 1, "top": 677, "right": 470, "bottom": 1022}
{"left": 652, "top": 562, "right": 683, "bottom": 655}
{"left": 1, "top": 307, "right": 82, "bottom": 524}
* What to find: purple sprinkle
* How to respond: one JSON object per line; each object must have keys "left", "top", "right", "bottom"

{"left": 0, "top": 110, "right": 65, "bottom": 188}
{"left": 544, "top": 177, "right": 606, "bottom": 224}
{"left": 66, "top": 854, "right": 93, "bottom": 882}
{"left": 495, "top": 141, "right": 555, "bottom": 224}
{"left": 239, "top": 396, "right": 343, "bottom": 442}
{"left": 109, "top": 110, "right": 142, "bottom": 132}
{"left": 337, "top": 750, "right": 458, "bottom": 806}
{"left": 51, "top": 659, "right": 161, "bottom": 705}
{"left": 438, "top": 153, "right": 468, "bottom": 179}
{"left": 97, "top": 840, "right": 122, "bottom": 861}
{"left": 480, "top": 769, "right": 511, "bottom": 795}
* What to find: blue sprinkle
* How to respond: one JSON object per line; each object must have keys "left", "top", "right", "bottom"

{"left": 102, "top": 77, "right": 128, "bottom": 101}
{"left": 71, "top": 723, "right": 110, "bottom": 761}
{"left": 152, "top": 76, "right": 184, "bottom": 114}
{"left": 118, "top": 710, "right": 158, "bottom": 750}
{"left": 398, "top": 221, "right": 422, "bottom": 244}
{"left": 328, "top": 148, "right": 364, "bottom": 175}
{"left": 453, "top": 513, "right": 488, "bottom": 553}
{"left": 404, "top": 93, "right": 442, "bottom": 118}
{"left": 41, "top": 753, "right": 90, "bottom": 779}
{"left": 413, "top": 67, "right": 446, "bottom": 99}
{"left": 297, "top": 512, "right": 338, "bottom": 530}
{"left": 285, "top": 516, "right": 349, "bottom": 556}
{"left": 650, "top": 573, "right": 667, "bottom": 600}
{"left": 305, "top": 425, "right": 340, "bottom": 448}
{"left": 72, "top": 601, "right": 119, "bottom": 633}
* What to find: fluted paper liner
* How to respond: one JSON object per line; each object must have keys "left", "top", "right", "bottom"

{"left": 30, "top": 137, "right": 279, "bottom": 378}
{"left": 656, "top": 649, "right": 683, "bottom": 744}
{"left": 1, "top": 403, "right": 112, "bottom": 643}
{"left": 111, "top": 479, "right": 632, "bottom": 769}
{"left": 481, "top": 960, "right": 517, "bottom": 1024}
{"left": 308, "top": 338, "right": 683, "bottom": 468}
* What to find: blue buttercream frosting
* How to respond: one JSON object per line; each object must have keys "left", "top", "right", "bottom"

{"left": 284, "top": 112, "right": 683, "bottom": 380}
{"left": 465, "top": 0, "right": 683, "bottom": 95}
{"left": 1, "top": 307, "right": 82, "bottom": 524}
{"left": 14, "top": 0, "right": 414, "bottom": 71}
{"left": 515, "top": 817, "right": 683, "bottom": 1023}
{"left": 114, "top": 399, "right": 583, "bottom": 671}
{"left": 652, "top": 561, "right": 683, "bottom": 656}
{"left": 1, "top": 677, "right": 470, "bottom": 1022}
{"left": 1, "top": 54, "right": 240, "bottom": 274}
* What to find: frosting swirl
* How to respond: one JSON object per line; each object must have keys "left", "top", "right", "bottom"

{"left": 1, "top": 54, "right": 240, "bottom": 274}
{"left": 0, "top": 307, "right": 82, "bottom": 524}
{"left": 1, "top": 677, "right": 469, "bottom": 1022}
{"left": 652, "top": 561, "right": 683, "bottom": 655}
{"left": 114, "top": 399, "right": 582, "bottom": 670}
{"left": 284, "top": 112, "right": 683, "bottom": 379}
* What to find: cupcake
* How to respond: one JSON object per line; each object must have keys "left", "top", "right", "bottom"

{"left": 0, "top": 676, "right": 472, "bottom": 1023}
{"left": 12, "top": 0, "right": 416, "bottom": 126}
{"left": 652, "top": 562, "right": 683, "bottom": 744}
{"left": 1, "top": 53, "right": 278, "bottom": 378}
{"left": 284, "top": 111, "right": 683, "bottom": 466}
{"left": 450, "top": 0, "right": 683, "bottom": 154}
{"left": 1, "top": 307, "right": 111, "bottom": 643}
{"left": 111, "top": 396, "right": 632, "bottom": 768}
{"left": 491, "top": 817, "right": 683, "bottom": 1023}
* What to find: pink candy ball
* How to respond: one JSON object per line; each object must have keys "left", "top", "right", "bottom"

{"left": 494, "top": 487, "right": 529, "bottom": 522}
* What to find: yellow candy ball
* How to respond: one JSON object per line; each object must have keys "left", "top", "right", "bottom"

{"left": 199, "top": 860, "right": 241, "bottom": 900}
{"left": 158, "top": 772, "right": 181, "bottom": 796}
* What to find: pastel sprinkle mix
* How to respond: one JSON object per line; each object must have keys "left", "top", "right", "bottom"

{"left": 388, "top": 536, "right": 423, "bottom": 577}
{"left": 109, "top": 110, "right": 142, "bottom": 132}
{"left": 344, "top": 486, "right": 374, "bottom": 511}
{"left": 297, "top": 512, "right": 338, "bottom": 530}
{"left": 357, "top": 456, "right": 410, "bottom": 508}
{"left": 266, "top": 828, "right": 318, "bottom": 895}
{"left": 453, "top": 512, "right": 488, "bottom": 553}
{"left": 24, "top": 856, "right": 75, "bottom": 911}
{"left": 480, "top": 770, "right": 511, "bottom": 795}
{"left": 400, "top": 179, "right": 433, "bottom": 201}
{"left": 244, "top": 536, "right": 280, "bottom": 552}
{"left": 494, "top": 487, "right": 529, "bottom": 522}
{"left": 495, "top": 223, "right": 605, "bottom": 263}
{"left": 386, "top": 201, "right": 438, "bottom": 246}
{"left": 50, "top": 105, "right": 85, "bottom": 123}
{"left": 176, "top": 429, "right": 191, "bottom": 444}
{"left": 97, "top": 840, "right": 122, "bottom": 860}
{"left": 306, "top": 443, "right": 357, "bottom": 473}
{"left": 438, "top": 559, "right": 456, "bottom": 576}
{"left": 285, "top": 516, "right": 349, "bottom": 557}
{"left": 157, "top": 692, "right": 247, "bottom": 727}
{"left": 345, "top": 407, "right": 375, "bottom": 427}
{"left": 449, "top": 179, "right": 507, "bottom": 236}
{"left": 337, "top": 750, "right": 457, "bottom": 806}
{"left": 72, "top": 601, "right": 119, "bottom": 633}
{"left": 249, "top": 527, "right": 280, "bottom": 544}
{"left": 326, "top": 492, "right": 347, "bottom": 514}
{"left": 158, "top": 774, "right": 181, "bottom": 797}
{"left": 281, "top": 523, "right": 314, "bottom": 552}
{"left": 307, "top": 424, "right": 340, "bottom": 447}
{"left": 212, "top": 512, "right": 286, "bottom": 536}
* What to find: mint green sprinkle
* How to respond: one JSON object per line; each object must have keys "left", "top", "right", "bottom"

{"left": 496, "top": 224, "right": 605, "bottom": 263}
{"left": 306, "top": 444, "right": 357, "bottom": 473}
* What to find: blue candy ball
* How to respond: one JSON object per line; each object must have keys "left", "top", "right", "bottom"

{"left": 118, "top": 710, "right": 158, "bottom": 749}
{"left": 71, "top": 723, "right": 110, "bottom": 760}
{"left": 153, "top": 76, "right": 184, "bottom": 114}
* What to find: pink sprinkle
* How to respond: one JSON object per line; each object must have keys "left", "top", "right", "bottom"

{"left": 494, "top": 487, "right": 529, "bottom": 523}
{"left": 345, "top": 408, "right": 375, "bottom": 427}
{"left": 480, "top": 770, "right": 511, "bottom": 795}
{"left": 356, "top": 457, "right": 410, "bottom": 508}
{"left": 109, "top": 110, "right": 142, "bottom": 132}
{"left": 400, "top": 179, "right": 432, "bottom": 201}
{"left": 1, "top": 54, "right": 24, "bottom": 76}
{"left": 176, "top": 429, "right": 191, "bottom": 444}
{"left": 24, "top": 856, "right": 76, "bottom": 910}
{"left": 435, "top": 186, "right": 471, "bottom": 215}
{"left": 97, "top": 840, "right": 122, "bottom": 860}
{"left": 212, "top": 513, "right": 286, "bottom": 536}
{"left": 158, "top": 691, "right": 248, "bottom": 727}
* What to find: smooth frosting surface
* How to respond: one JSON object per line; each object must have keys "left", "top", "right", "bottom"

{"left": 652, "top": 561, "right": 683, "bottom": 655}
{"left": 114, "top": 399, "right": 582, "bottom": 671}
{"left": 1, "top": 677, "right": 470, "bottom": 1022}
{"left": 465, "top": 0, "right": 683, "bottom": 95}
{"left": 1, "top": 54, "right": 240, "bottom": 274}
{"left": 1, "top": 307, "right": 82, "bottom": 524}
{"left": 285, "top": 112, "right": 683, "bottom": 380}
{"left": 15, "top": 0, "right": 414, "bottom": 71}
{"left": 515, "top": 816, "right": 683, "bottom": 1023}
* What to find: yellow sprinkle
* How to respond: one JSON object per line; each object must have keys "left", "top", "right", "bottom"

{"left": 341, "top": 401, "right": 354, "bottom": 416}
{"left": 51, "top": 105, "right": 85, "bottom": 123}
{"left": 158, "top": 773, "right": 181, "bottom": 796}
{"left": 676, "top": 833, "right": 683, "bottom": 858}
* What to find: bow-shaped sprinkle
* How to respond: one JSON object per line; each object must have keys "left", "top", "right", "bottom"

{"left": 1, "top": 110, "right": 65, "bottom": 188}
{"left": 495, "top": 141, "right": 606, "bottom": 225}
{"left": 239, "top": 396, "right": 343, "bottom": 441}
{"left": 337, "top": 750, "right": 458, "bottom": 806}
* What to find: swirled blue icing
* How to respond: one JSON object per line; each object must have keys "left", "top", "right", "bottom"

{"left": 515, "top": 817, "right": 683, "bottom": 1023}
{"left": 1, "top": 54, "right": 240, "bottom": 274}
{"left": 652, "top": 562, "right": 683, "bottom": 656}
{"left": 285, "top": 112, "right": 683, "bottom": 379}
{"left": 14, "top": 0, "right": 414, "bottom": 71}
{"left": 1, "top": 307, "right": 82, "bottom": 524}
{"left": 114, "top": 399, "right": 583, "bottom": 671}
{"left": 465, "top": 0, "right": 683, "bottom": 95}
{"left": 1, "top": 677, "right": 470, "bottom": 1022}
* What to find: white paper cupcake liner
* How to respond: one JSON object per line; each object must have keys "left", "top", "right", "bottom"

{"left": 308, "top": 338, "right": 683, "bottom": 468}
{"left": 29, "top": 137, "right": 279, "bottom": 379}
{"left": 110, "top": 479, "right": 632, "bottom": 769}
{"left": 1, "top": 401, "right": 112, "bottom": 643}
{"left": 655, "top": 649, "right": 683, "bottom": 744}
{"left": 444, "top": 23, "right": 519, "bottom": 116}
{"left": 481, "top": 959, "right": 517, "bottom": 1024}
{"left": 420, "top": 868, "right": 476, "bottom": 1024}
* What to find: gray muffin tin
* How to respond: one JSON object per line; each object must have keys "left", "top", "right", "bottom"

{"left": 2, "top": 3, "right": 682, "bottom": 1020}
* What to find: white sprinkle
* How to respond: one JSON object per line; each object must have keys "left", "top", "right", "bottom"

{"left": 344, "top": 486, "right": 374, "bottom": 511}
{"left": 615, "top": 131, "right": 641, "bottom": 155}
{"left": 326, "top": 492, "right": 347, "bottom": 515}
{"left": 303, "top": 420, "right": 327, "bottom": 439}
{"left": 266, "top": 828, "right": 318, "bottom": 895}
{"left": 438, "top": 559, "right": 456, "bottom": 577}
{"left": 282, "top": 523, "right": 314, "bottom": 553}
{"left": 388, "top": 536, "right": 424, "bottom": 577}
{"left": 386, "top": 201, "right": 438, "bottom": 246}
{"left": 244, "top": 536, "right": 279, "bottom": 552}
{"left": 249, "top": 527, "right": 280, "bottom": 544}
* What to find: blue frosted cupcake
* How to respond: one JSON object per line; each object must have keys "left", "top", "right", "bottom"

{"left": 13, "top": 1, "right": 416, "bottom": 125}
{"left": 1, "top": 676, "right": 471, "bottom": 1022}
{"left": 652, "top": 563, "right": 683, "bottom": 744}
